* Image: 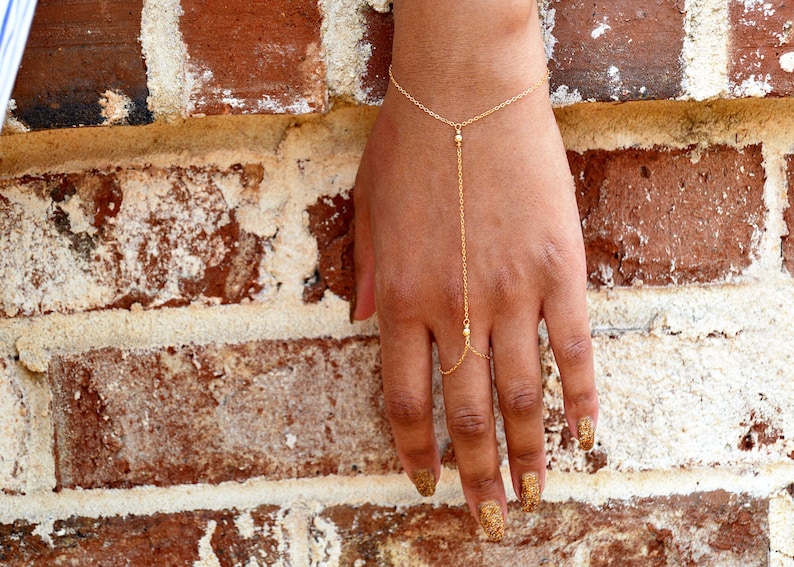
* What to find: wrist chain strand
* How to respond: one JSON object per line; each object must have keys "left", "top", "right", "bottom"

{"left": 388, "top": 65, "right": 550, "bottom": 375}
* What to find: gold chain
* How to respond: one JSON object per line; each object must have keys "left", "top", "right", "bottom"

{"left": 388, "top": 66, "right": 550, "bottom": 375}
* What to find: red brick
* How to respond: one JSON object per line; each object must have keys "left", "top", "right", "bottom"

{"left": 730, "top": 0, "right": 794, "bottom": 97}
{"left": 10, "top": 0, "right": 152, "bottom": 129}
{"left": 0, "top": 506, "right": 284, "bottom": 566}
{"left": 49, "top": 332, "right": 607, "bottom": 488}
{"left": 323, "top": 491, "right": 767, "bottom": 566}
{"left": 49, "top": 337, "right": 397, "bottom": 489}
{"left": 570, "top": 145, "right": 766, "bottom": 286}
{"left": 0, "top": 165, "right": 269, "bottom": 317}
{"left": 548, "top": 0, "right": 685, "bottom": 101}
{"left": 180, "top": 0, "right": 326, "bottom": 115}
{"left": 47, "top": 332, "right": 602, "bottom": 490}
{"left": 785, "top": 155, "right": 794, "bottom": 274}
{"left": 361, "top": 9, "right": 394, "bottom": 103}
{"left": 304, "top": 193, "right": 354, "bottom": 303}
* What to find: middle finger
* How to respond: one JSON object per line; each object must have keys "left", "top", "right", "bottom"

{"left": 436, "top": 322, "right": 506, "bottom": 541}
{"left": 491, "top": 304, "right": 547, "bottom": 514}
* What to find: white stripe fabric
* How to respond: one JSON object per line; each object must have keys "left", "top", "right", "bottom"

{"left": 0, "top": 0, "right": 37, "bottom": 129}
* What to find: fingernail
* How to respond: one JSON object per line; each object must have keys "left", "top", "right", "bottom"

{"left": 478, "top": 501, "right": 505, "bottom": 542}
{"left": 348, "top": 286, "right": 357, "bottom": 324}
{"left": 578, "top": 416, "right": 595, "bottom": 451}
{"left": 520, "top": 472, "right": 541, "bottom": 513}
{"left": 412, "top": 469, "right": 436, "bottom": 497}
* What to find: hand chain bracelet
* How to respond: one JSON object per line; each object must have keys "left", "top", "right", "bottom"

{"left": 388, "top": 65, "right": 550, "bottom": 375}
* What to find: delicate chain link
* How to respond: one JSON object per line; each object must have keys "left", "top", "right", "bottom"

{"left": 388, "top": 66, "right": 550, "bottom": 131}
{"left": 388, "top": 65, "right": 550, "bottom": 375}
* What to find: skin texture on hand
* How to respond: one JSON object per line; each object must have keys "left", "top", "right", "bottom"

{"left": 351, "top": 0, "right": 598, "bottom": 541}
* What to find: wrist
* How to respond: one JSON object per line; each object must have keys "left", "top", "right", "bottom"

{"left": 390, "top": 0, "right": 548, "bottom": 112}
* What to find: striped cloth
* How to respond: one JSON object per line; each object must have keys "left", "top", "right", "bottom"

{"left": 0, "top": 0, "right": 37, "bottom": 129}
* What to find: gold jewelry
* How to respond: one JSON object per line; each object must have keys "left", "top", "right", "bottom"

{"left": 388, "top": 65, "right": 550, "bottom": 375}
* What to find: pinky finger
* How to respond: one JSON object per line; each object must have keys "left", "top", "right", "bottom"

{"left": 543, "top": 283, "right": 598, "bottom": 451}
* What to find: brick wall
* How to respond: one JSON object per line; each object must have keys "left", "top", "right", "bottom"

{"left": 1, "top": 0, "right": 793, "bottom": 565}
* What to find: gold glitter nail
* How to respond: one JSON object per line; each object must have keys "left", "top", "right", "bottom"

{"left": 412, "top": 469, "right": 436, "bottom": 497}
{"left": 578, "top": 416, "right": 595, "bottom": 451}
{"left": 520, "top": 472, "right": 541, "bottom": 513}
{"left": 478, "top": 501, "right": 505, "bottom": 542}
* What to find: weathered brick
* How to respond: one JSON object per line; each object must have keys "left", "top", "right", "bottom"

{"left": 730, "top": 0, "right": 794, "bottom": 97}
{"left": 47, "top": 335, "right": 595, "bottom": 491}
{"left": 0, "top": 506, "right": 284, "bottom": 566}
{"left": 323, "top": 491, "right": 767, "bottom": 566}
{"left": 49, "top": 337, "right": 398, "bottom": 489}
{"left": 570, "top": 144, "right": 766, "bottom": 286}
{"left": 304, "top": 193, "right": 354, "bottom": 303}
{"left": 0, "top": 357, "right": 30, "bottom": 494}
{"left": 0, "top": 493, "right": 769, "bottom": 565}
{"left": 591, "top": 328, "right": 794, "bottom": 470}
{"left": 546, "top": 0, "right": 685, "bottom": 102}
{"left": 10, "top": 0, "right": 152, "bottom": 129}
{"left": 785, "top": 155, "right": 794, "bottom": 275}
{"left": 180, "top": 0, "right": 326, "bottom": 115}
{"left": 0, "top": 165, "right": 272, "bottom": 317}
{"left": 361, "top": 8, "right": 394, "bottom": 103}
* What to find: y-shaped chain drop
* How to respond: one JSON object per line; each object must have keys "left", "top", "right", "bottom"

{"left": 388, "top": 66, "right": 550, "bottom": 375}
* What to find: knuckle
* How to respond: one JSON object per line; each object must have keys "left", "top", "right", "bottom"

{"left": 566, "top": 389, "right": 598, "bottom": 412}
{"left": 464, "top": 475, "right": 500, "bottom": 496}
{"left": 385, "top": 391, "right": 428, "bottom": 426}
{"left": 511, "top": 447, "right": 546, "bottom": 468}
{"left": 403, "top": 447, "right": 435, "bottom": 462}
{"left": 377, "top": 269, "right": 422, "bottom": 321}
{"left": 535, "top": 238, "right": 582, "bottom": 282}
{"left": 491, "top": 263, "right": 525, "bottom": 306}
{"left": 439, "top": 277, "right": 465, "bottom": 315}
{"left": 447, "top": 407, "right": 492, "bottom": 442}
{"left": 556, "top": 334, "right": 593, "bottom": 369}
{"left": 500, "top": 382, "right": 543, "bottom": 420}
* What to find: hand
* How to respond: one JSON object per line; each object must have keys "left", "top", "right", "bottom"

{"left": 350, "top": 0, "right": 598, "bottom": 541}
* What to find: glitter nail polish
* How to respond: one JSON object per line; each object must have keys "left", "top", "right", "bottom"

{"left": 578, "top": 416, "right": 595, "bottom": 451}
{"left": 412, "top": 469, "right": 436, "bottom": 497}
{"left": 520, "top": 472, "right": 541, "bottom": 513}
{"left": 478, "top": 500, "right": 505, "bottom": 542}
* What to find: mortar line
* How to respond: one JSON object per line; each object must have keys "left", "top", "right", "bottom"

{"left": 3, "top": 99, "right": 794, "bottom": 178}
{"left": 318, "top": 0, "right": 368, "bottom": 102}
{"left": 140, "top": 0, "right": 189, "bottom": 120}
{"left": 759, "top": 146, "right": 788, "bottom": 274}
{"left": 682, "top": 0, "right": 730, "bottom": 101}
{"left": 2, "top": 280, "right": 794, "bottom": 370}
{"left": 768, "top": 490, "right": 794, "bottom": 562}
{"left": 1, "top": 465, "right": 792, "bottom": 525}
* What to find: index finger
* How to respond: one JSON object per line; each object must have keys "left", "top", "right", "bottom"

{"left": 378, "top": 317, "right": 441, "bottom": 496}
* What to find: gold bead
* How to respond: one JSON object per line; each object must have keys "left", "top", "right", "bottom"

{"left": 462, "top": 327, "right": 471, "bottom": 337}
{"left": 454, "top": 133, "right": 463, "bottom": 143}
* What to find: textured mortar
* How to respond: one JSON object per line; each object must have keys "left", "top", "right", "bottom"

{"left": 0, "top": 358, "right": 29, "bottom": 493}
{"left": 683, "top": 0, "right": 730, "bottom": 100}
{"left": 140, "top": 0, "right": 188, "bottom": 119}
